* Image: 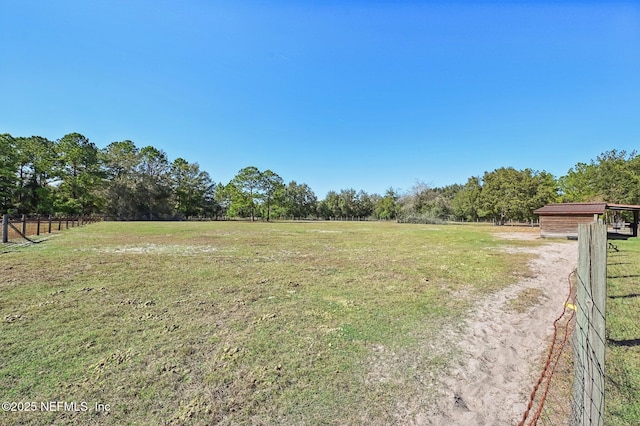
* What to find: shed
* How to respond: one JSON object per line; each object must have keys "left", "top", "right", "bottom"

{"left": 534, "top": 202, "right": 640, "bottom": 239}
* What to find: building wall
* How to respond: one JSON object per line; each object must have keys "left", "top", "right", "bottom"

{"left": 539, "top": 214, "right": 597, "bottom": 238}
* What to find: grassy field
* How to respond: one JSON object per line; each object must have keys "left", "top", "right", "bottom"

{"left": 606, "top": 238, "right": 640, "bottom": 425}
{"left": 1, "top": 221, "right": 547, "bottom": 424}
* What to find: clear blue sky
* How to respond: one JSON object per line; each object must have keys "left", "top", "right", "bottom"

{"left": 1, "top": 1, "right": 639, "bottom": 197}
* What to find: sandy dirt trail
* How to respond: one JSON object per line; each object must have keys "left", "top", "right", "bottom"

{"left": 423, "top": 234, "right": 578, "bottom": 425}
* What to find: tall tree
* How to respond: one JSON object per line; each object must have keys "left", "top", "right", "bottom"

{"left": 629, "top": 154, "right": 640, "bottom": 204}
{"left": 338, "top": 188, "right": 357, "bottom": 217}
{"left": 478, "top": 167, "right": 558, "bottom": 223}
{"left": 214, "top": 183, "right": 233, "bottom": 218}
{"left": 480, "top": 168, "right": 525, "bottom": 223}
{"left": 558, "top": 162, "right": 598, "bottom": 202}
{"left": 375, "top": 188, "right": 398, "bottom": 220}
{"left": 318, "top": 190, "right": 340, "bottom": 219}
{"left": 434, "top": 184, "right": 461, "bottom": 220}
{"left": 283, "top": 181, "right": 318, "bottom": 219}
{"left": 260, "top": 169, "right": 284, "bottom": 221}
{"left": 0, "top": 133, "right": 18, "bottom": 213}
{"left": 230, "top": 166, "right": 262, "bottom": 221}
{"left": 136, "top": 146, "right": 171, "bottom": 219}
{"left": 200, "top": 177, "right": 220, "bottom": 218}
{"left": 559, "top": 150, "right": 640, "bottom": 204}
{"left": 102, "top": 140, "right": 141, "bottom": 219}
{"left": 354, "top": 190, "right": 374, "bottom": 218}
{"left": 170, "top": 158, "right": 214, "bottom": 219}
{"left": 23, "top": 136, "right": 56, "bottom": 213}
{"left": 529, "top": 171, "right": 559, "bottom": 215}
{"left": 592, "top": 150, "right": 638, "bottom": 204}
{"left": 54, "top": 133, "right": 104, "bottom": 215}
{"left": 13, "top": 136, "right": 56, "bottom": 213}
{"left": 452, "top": 177, "right": 482, "bottom": 221}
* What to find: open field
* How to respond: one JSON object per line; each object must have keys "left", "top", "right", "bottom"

{"left": 2, "top": 221, "right": 556, "bottom": 424}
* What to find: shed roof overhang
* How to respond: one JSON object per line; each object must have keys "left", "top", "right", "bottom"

{"left": 534, "top": 202, "right": 640, "bottom": 216}
{"left": 606, "top": 203, "right": 640, "bottom": 212}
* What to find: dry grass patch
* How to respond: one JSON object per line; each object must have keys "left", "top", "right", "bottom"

{"left": 509, "top": 287, "right": 546, "bottom": 313}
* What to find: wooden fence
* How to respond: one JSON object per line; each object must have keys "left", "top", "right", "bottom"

{"left": 1, "top": 214, "right": 100, "bottom": 243}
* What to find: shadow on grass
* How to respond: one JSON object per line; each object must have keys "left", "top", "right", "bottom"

{"left": 609, "top": 293, "right": 640, "bottom": 299}
{"left": 608, "top": 338, "right": 640, "bottom": 347}
{"left": 607, "top": 274, "right": 640, "bottom": 279}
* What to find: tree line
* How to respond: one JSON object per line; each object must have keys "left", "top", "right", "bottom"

{"left": 1, "top": 132, "right": 638, "bottom": 222}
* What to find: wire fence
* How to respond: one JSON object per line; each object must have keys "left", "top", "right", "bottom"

{"left": 1, "top": 214, "right": 101, "bottom": 244}
{"left": 520, "top": 223, "right": 608, "bottom": 426}
{"left": 519, "top": 270, "right": 577, "bottom": 425}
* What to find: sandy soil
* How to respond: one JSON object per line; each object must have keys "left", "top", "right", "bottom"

{"left": 423, "top": 233, "right": 578, "bottom": 425}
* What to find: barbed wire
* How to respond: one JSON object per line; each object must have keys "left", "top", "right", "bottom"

{"left": 519, "top": 269, "right": 577, "bottom": 426}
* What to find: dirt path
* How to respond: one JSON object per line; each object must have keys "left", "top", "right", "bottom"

{"left": 424, "top": 234, "right": 578, "bottom": 425}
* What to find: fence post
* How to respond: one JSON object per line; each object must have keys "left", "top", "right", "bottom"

{"left": 573, "top": 222, "right": 607, "bottom": 426}
{"left": 37, "top": 215, "right": 41, "bottom": 236}
{"left": 48, "top": 215, "right": 52, "bottom": 234}
{"left": 2, "top": 214, "right": 7, "bottom": 243}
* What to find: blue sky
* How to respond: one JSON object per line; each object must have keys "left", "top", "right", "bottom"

{"left": 1, "top": 1, "right": 639, "bottom": 197}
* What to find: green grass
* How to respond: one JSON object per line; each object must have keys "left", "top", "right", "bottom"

{"left": 606, "top": 239, "right": 640, "bottom": 425}
{"left": 0, "top": 221, "right": 537, "bottom": 425}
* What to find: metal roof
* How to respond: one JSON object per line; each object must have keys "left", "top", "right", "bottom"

{"left": 534, "top": 203, "right": 607, "bottom": 215}
{"left": 534, "top": 202, "right": 640, "bottom": 215}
